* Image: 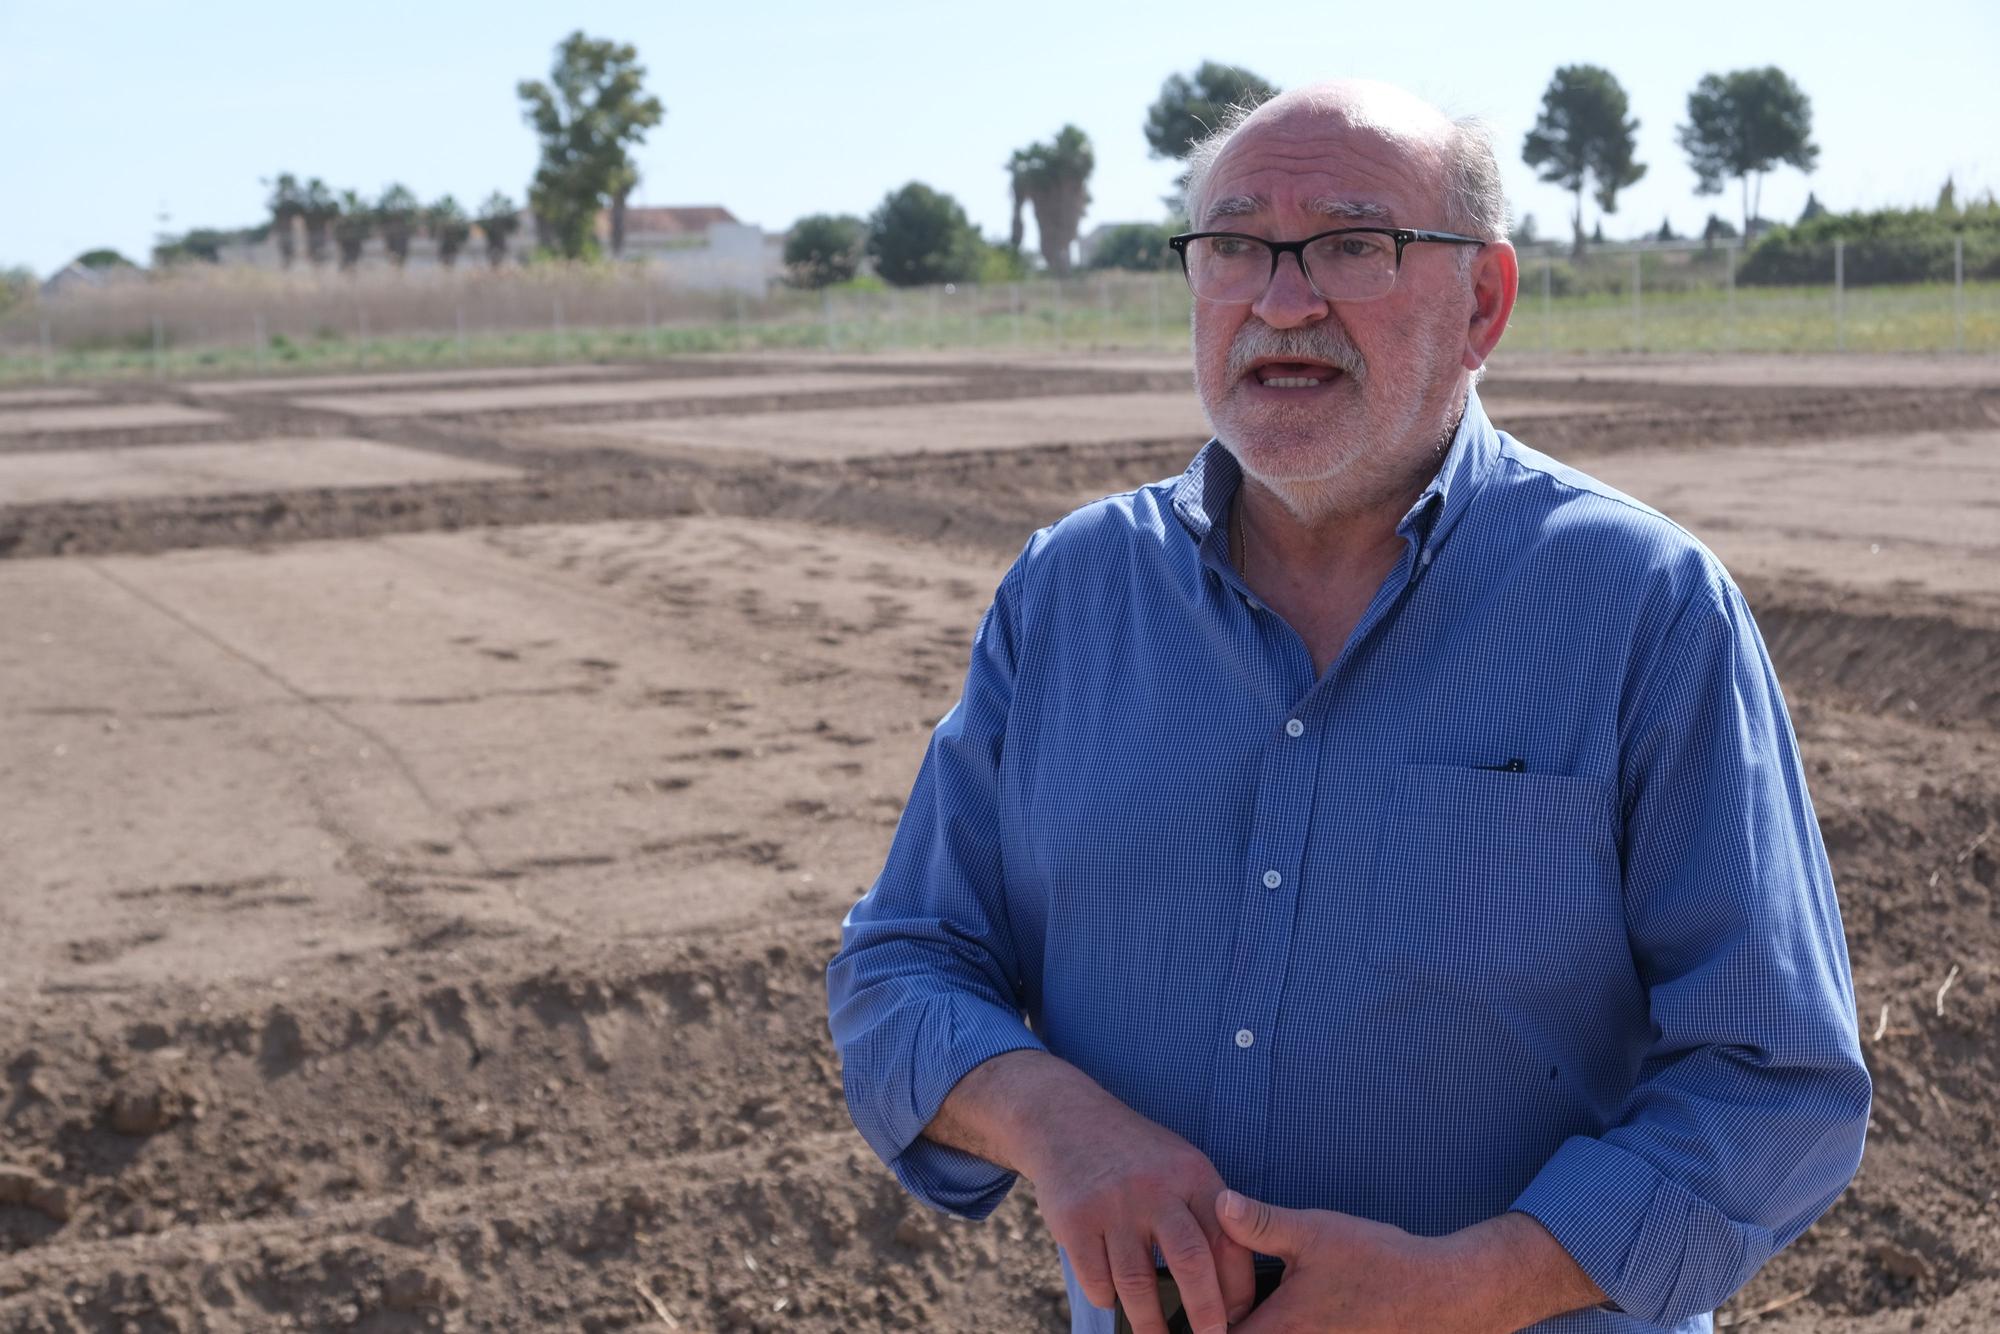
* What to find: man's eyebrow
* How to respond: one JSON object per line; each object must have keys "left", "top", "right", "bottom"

{"left": 1307, "top": 197, "right": 1393, "bottom": 223}
{"left": 1202, "top": 194, "right": 1266, "bottom": 225}
{"left": 1200, "top": 194, "right": 1396, "bottom": 227}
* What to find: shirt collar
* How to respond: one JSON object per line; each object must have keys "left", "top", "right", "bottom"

{"left": 1170, "top": 385, "right": 1500, "bottom": 567}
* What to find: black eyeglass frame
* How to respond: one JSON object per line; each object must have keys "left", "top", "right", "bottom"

{"left": 1167, "top": 227, "right": 1487, "bottom": 302}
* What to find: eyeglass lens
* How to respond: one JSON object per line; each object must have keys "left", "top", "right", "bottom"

{"left": 1183, "top": 233, "right": 1399, "bottom": 303}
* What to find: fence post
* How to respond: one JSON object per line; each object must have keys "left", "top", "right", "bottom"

{"left": 1541, "top": 255, "right": 1553, "bottom": 355}
{"left": 930, "top": 285, "right": 942, "bottom": 346}
{"left": 1724, "top": 242, "right": 1737, "bottom": 353}
{"left": 823, "top": 288, "right": 838, "bottom": 350}
{"left": 1630, "top": 250, "right": 1643, "bottom": 353}
{"left": 253, "top": 313, "right": 267, "bottom": 373}
{"left": 356, "top": 308, "right": 368, "bottom": 368}
{"left": 455, "top": 303, "right": 468, "bottom": 362}
{"left": 1097, "top": 276, "right": 1111, "bottom": 345}
{"left": 645, "top": 287, "right": 659, "bottom": 356}
{"left": 39, "top": 317, "right": 54, "bottom": 381}
{"left": 1833, "top": 238, "right": 1845, "bottom": 352}
{"left": 1952, "top": 235, "right": 1968, "bottom": 352}
{"left": 152, "top": 313, "right": 165, "bottom": 377}
{"left": 553, "top": 297, "right": 566, "bottom": 360}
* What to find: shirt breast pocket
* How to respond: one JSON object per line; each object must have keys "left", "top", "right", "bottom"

{"left": 1364, "top": 764, "right": 1623, "bottom": 998}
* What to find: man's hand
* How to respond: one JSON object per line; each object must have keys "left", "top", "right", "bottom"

{"left": 1021, "top": 1099, "right": 1255, "bottom": 1334}
{"left": 921, "top": 1051, "right": 1253, "bottom": 1334}
{"left": 1213, "top": 1190, "right": 1607, "bottom": 1333}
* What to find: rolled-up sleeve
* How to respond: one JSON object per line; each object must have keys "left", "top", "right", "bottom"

{"left": 1510, "top": 574, "right": 1872, "bottom": 1326}
{"left": 826, "top": 558, "right": 1047, "bottom": 1219}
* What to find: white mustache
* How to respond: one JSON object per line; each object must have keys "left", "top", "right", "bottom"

{"left": 1227, "top": 322, "right": 1367, "bottom": 383}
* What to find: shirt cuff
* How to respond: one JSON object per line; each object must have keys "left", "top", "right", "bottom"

{"left": 884, "top": 998, "right": 1048, "bottom": 1220}
{"left": 1509, "top": 1135, "right": 1773, "bottom": 1326}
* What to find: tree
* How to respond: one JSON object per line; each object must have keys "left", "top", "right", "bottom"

{"left": 377, "top": 184, "right": 421, "bottom": 266}
{"left": 1087, "top": 222, "right": 1176, "bottom": 271}
{"left": 265, "top": 173, "right": 304, "bottom": 267}
{"left": 1522, "top": 65, "right": 1646, "bottom": 257}
{"left": 1677, "top": 66, "right": 1819, "bottom": 240}
{"left": 1009, "top": 125, "right": 1094, "bottom": 276}
{"left": 477, "top": 192, "right": 522, "bottom": 267}
{"left": 1701, "top": 212, "right": 1739, "bottom": 251}
{"left": 1144, "top": 61, "right": 1277, "bottom": 160}
{"left": 1798, "top": 192, "right": 1828, "bottom": 224}
{"left": 429, "top": 196, "right": 473, "bottom": 268}
{"left": 301, "top": 178, "right": 339, "bottom": 266}
{"left": 333, "top": 189, "right": 373, "bottom": 270}
{"left": 784, "top": 213, "right": 867, "bottom": 288}
{"left": 1656, "top": 217, "right": 1679, "bottom": 242}
{"left": 1509, "top": 214, "right": 1539, "bottom": 247}
{"left": 1937, "top": 175, "right": 1958, "bottom": 215}
{"left": 866, "top": 182, "right": 982, "bottom": 287}
{"left": 516, "top": 31, "right": 664, "bottom": 259}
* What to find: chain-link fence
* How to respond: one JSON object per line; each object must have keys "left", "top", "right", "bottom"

{"left": 2, "top": 237, "right": 1995, "bottom": 382}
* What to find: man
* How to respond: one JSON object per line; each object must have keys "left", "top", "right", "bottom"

{"left": 827, "top": 81, "right": 1869, "bottom": 1334}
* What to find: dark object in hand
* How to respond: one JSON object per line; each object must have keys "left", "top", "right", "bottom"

{"left": 1113, "top": 1259, "right": 1285, "bottom": 1333}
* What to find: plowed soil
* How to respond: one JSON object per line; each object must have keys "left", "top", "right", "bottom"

{"left": 1, "top": 350, "right": 1996, "bottom": 1332}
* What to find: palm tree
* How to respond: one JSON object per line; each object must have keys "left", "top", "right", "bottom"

{"left": 265, "top": 173, "right": 305, "bottom": 267}
{"left": 333, "top": 189, "right": 373, "bottom": 270}
{"left": 1009, "top": 126, "right": 1094, "bottom": 277}
{"left": 377, "top": 184, "right": 421, "bottom": 266}
{"left": 428, "top": 195, "right": 473, "bottom": 268}
{"left": 476, "top": 192, "right": 522, "bottom": 268}
{"left": 301, "top": 178, "right": 339, "bottom": 266}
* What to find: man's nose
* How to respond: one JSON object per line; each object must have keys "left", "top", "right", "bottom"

{"left": 1251, "top": 249, "right": 1329, "bottom": 329}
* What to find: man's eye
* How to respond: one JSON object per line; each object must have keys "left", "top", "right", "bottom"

{"left": 1340, "top": 237, "right": 1380, "bottom": 258}
{"left": 1211, "top": 238, "right": 1255, "bottom": 257}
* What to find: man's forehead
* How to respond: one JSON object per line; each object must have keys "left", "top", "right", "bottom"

{"left": 1200, "top": 81, "right": 1452, "bottom": 226}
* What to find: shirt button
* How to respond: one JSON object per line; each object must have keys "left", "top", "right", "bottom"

{"left": 1284, "top": 719, "right": 1304, "bottom": 738}
{"left": 1234, "top": 1028, "right": 1255, "bottom": 1049}
{"left": 1262, "top": 869, "right": 1282, "bottom": 890}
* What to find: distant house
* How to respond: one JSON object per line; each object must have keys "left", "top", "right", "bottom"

{"left": 41, "top": 253, "right": 144, "bottom": 299}
{"left": 602, "top": 205, "right": 784, "bottom": 295}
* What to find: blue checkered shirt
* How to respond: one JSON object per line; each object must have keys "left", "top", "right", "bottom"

{"left": 826, "top": 389, "right": 1870, "bottom": 1332}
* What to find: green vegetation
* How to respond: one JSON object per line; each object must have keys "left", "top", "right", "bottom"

{"left": 1088, "top": 223, "right": 1176, "bottom": 272}
{"left": 866, "top": 183, "right": 983, "bottom": 287}
{"left": 376, "top": 185, "right": 422, "bottom": 266}
{"left": 1522, "top": 65, "right": 1646, "bottom": 256}
{"left": 6, "top": 270, "right": 1994, "bottom": 386}
{"left": 1008, "top": 125, "right": 1095, "bottom": 277}
{"left": 783, "top": 214, "right": 867, "bottom": 289}
{"left": 1737, "top": 199, "right": 2000, "bottom": 286}
{"left": 1143, "top": 61, "right": 1277, "bottom": 160}
{"left": 517, "top": 31, "right": 664, "bottom": 260}
{"left": 476, "top": 193, "right": 522, "bottom": 267}
{"left": 429, "top": 196, "right": 473, "bottom": 268}
{"left": 1678, "top": 67, "right": 1819, "bottom": 238}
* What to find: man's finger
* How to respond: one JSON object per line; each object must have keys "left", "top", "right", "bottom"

{"left": 1155, "top": 1206, "right": 1229, "bottom": 1334}
{"left": 1214, "top": 1189, "right": 1310, "bottom": 1261}
{"left": 1108, "top": 1235, "right": 1169, "bottom": 1334}
{"left": 1069, "top": 1237, "right": 1118, "bottom": 1311}
{"left": 1211, "top": 1231, "right": 1258, "bottom": 1324}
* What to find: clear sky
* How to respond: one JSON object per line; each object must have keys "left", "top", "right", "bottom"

{"left": 2, "top": 0, "right": 1994, "bottom": 278}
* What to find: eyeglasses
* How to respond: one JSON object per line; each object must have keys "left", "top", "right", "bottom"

{"left": 1168, "top": 227, "right": 1485, "bottom": 304}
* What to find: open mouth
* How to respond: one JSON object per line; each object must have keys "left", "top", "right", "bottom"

{"left": 1247, "top": 360, "right": 1344, "bottom": 390}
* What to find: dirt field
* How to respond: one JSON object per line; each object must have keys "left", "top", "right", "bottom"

{"left": 1, "top": 350, "right": 1996, "bottom": 1332}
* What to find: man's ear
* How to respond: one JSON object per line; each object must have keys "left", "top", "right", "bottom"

{"left": 1463, "top": 240, "right": 1519, "bottom": 371}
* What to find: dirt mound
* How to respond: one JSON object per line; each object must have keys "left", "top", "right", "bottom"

{"left": 0, "top": 925, "right": 1068, "bottom": 1332}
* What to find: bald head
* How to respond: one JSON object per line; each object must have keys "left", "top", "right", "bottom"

{"left": 1182, "top": 80, "right": 1506, "bottom": 241}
